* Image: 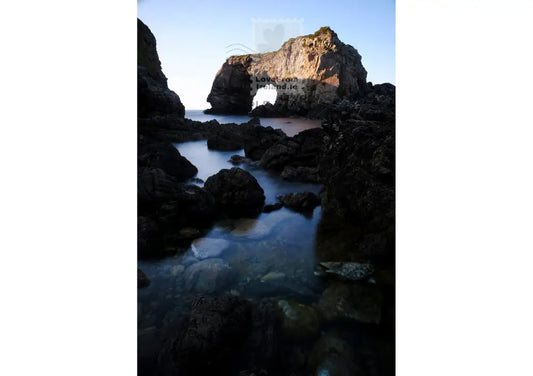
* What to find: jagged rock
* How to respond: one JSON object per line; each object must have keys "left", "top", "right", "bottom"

{"left": 138, "top": 19, "right": 185, "bottom": 117}
{"left": 156, "top": 184, "right": 217, "bottom": 230}
{"left": 138, "top": 269, "right": 150, "bottom": 289}
{"left": 262, "top": 203, "right": 283, "bottom": 213}
{"left": 319, "top": 118, "right": 394, "bottom": 259}
{"left": 281, "top": 166, "right": 320, "bottom": 182}
{"left": 190, "top": 238, "right": 230, "bottom": 259}
{"left": 277, "top": 192, "right": 321, "bottom": 212}
{"left": 204, "top": 168, "right": 265, "bottom": 217}
{"left": 243, "top": 126, "right": 286, "bottom": 161}
{"left": 138, "top": 167, "right": 181, "bottom": 202}
{"left": 173, "top": 296, "right": 280, "bottom": 375}
{"left": 317, "top": 282, "right": 382, "bottom": 324}
{"left": 138, "top": 142, "right": 197, "bottom": 181}
{"left": 249, "top": 102, "right": 285, "bottom": 117}
{"left": 207, "top": 136, "right": 243, "bottom": 151}
{"left": 228, "top": 155, "right": 249, "bottom": 165}
{"left": 138, "top": 216, "right": 159, "bottom": 257}
{"left": 206, "top": 27, "right": 367, "bottom": 116}
{"left": 259, "top": 141, "right": 299, "bottom": 170}
{"left": 183, "top": 258, "right": 234, "bottom": 293}
{"left": 319, "top": 261, "right": 375, "bottom": 281}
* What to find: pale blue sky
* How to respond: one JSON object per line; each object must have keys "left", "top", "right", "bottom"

{"left": 138, "top": 0, "right": 395, "bottom": 109}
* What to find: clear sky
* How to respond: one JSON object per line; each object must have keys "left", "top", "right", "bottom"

{"left": 138, "top": 0, "right": 395, "bottom": 110}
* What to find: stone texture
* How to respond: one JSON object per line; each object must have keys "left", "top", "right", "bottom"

{"left": 206, "top": 27, "right": 367, "bottom": 116}
{"left": 204, "top": 168, "right": 265, "bottom": 217}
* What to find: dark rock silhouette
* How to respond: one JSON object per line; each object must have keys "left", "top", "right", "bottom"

{"left": 138, "top": 18, "right": 185, "bottom": 118}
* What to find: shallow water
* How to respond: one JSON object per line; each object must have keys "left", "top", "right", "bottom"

{"left": 185, "top": 109, "right": 322, "bottom": 137}
{"left": 138, "top": 118, "right": 393, "bottom": 375}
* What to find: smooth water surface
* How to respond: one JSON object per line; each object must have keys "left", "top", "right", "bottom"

{"left": 185, "top": 109, "right": 322, "bottom": 137}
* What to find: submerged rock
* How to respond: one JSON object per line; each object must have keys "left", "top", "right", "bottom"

{"left": 184, "top": 258, "right": 234, "bottom": 293}
{"left": 277, "top": 192, "right": 321, "bottom": 213}
{"left": 190, "top": 238, "right": 230, "bottom": 259}
{"left": 260, "top": 271, "right": 286, "bottom": 282}
{"left": 230, "top": 218, "right": 271, "bottom": 239}
{"left": 277, "top": 300, "right": 320, "bottom": 342}
{"left": 309, "top": 332, "right": 362, "bottom": 376}
{"left": 204, "top": 168, "right": 265, "bottom": 217}
{"left": 317, "top": 282, "right": 382, "bottom": 324}
{"left": 320, "top": 261, "right": 375, "bottom": 281}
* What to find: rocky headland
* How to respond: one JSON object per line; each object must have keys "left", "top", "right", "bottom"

{"left": 206, "top": 27, "right": 368, "bottom": 117}
{"left": 138, "top": 18, "right": 395, "bottom": 376}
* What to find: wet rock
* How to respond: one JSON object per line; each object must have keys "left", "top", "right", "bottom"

{"left": 173, "top": 296, "right": 280, "bottom": 375}
{"left": 259, "top": 141, "right": 298, "bottom": 170}
{"left": 249, "top": 102, "right": 285, "bottom": 117}
{"left": 138, "top": 143, "right": 197, "bottom": 181}
{"left": 243, "top": 126, "right": 286, "bottom": 161}
{"left": 281, "top": 166, "right": 320, "bottom": 182}
{"left": 190, "top": 238, "right": 230, "bottom": 259}
{"left": 319, "top": 118, "right": 394, "bottom": 259}
{"left": 230, "top": 218, "right": 271, "bottom": 239}
{"left": 277, "top": 192, "right": 321, "bottom": 213}
{"left": 260, "top": 271, "right": 286, "bottom": 282}
{"left": 228, "top": 154, "right": 249, "bottom": 165}
{"left": 173, "top": 296, "right": 252, "bottom": 374}
{"left": 169, "top": 264, "right": 185, "bottom": 276}
{"left": 204, "top": 168, "right": 265, "bottom": 217}
{"left": 320, "top": 261, "right": 375, "bottom": 281}
{"left": 156, "top": 184, "right": 217, "bottom": 231}
{"left": 207, "top": 136, "right": 243, "bottom": 151}
{"left": 138, "top": 216, "right": 159, "bottom": 257}
{"left": 184, "top": 258, "right": 234, "bottom": 293}
{"left": 177, "top": 227, "right": 201, "bottom": 241}
{"left": 317, "top": 282, "right": 382, "bottom": 324}
{"left": 138, "top": 167, "right": 180, "bottom": 202}
{"left": 262, "top": 203, "right": 283, "bottom": 213}
{"left": 309, "top": 332, "right": 363, "bottom": 376}
{"left": 277, "top": 300, "right": 320, "bottom": 341}
{"left": 138, "top": 269, "right": 150, "bottom": 289}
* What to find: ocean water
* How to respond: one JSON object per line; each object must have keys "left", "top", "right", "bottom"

{"left": 185, "top": 109, "right": 322, "bottom": 137}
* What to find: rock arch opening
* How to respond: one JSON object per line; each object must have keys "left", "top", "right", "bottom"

{"left": 252, "top": 84, "right": 278, "bottom": 109}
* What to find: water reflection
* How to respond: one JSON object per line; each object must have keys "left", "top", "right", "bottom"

{"left": 185, "top": 109, "right": 322, "bottom": 137}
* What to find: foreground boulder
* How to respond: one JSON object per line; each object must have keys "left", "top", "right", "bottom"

{"left": 319, "top": 119, "right": 394, "bottom": 259}
{"left": 172, "top": 296, "right": 280, "bottom": 375}
{"left": 204, "top": 168, "right": 265, "bottom": 217}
